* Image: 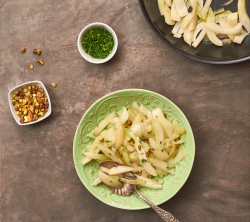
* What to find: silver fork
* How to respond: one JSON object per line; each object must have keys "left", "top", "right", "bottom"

{"left": 99, "top": 161, "right": 179, "bottom": 222}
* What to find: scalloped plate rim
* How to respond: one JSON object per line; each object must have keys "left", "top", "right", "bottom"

{"left": 73, "top": 88, "right": 195, "bottom": 210}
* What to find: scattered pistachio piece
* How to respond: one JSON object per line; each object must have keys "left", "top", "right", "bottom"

{"left": 33, "top": 49, "right": 37, "bottom": 54}
{"left": 99, "top": 138, "right": 104, "bottom": 142}
{"left": 21, "top": 48, "right": 26, "bottom": 53}
{"left": 50, "top": 83, "right": 57, "bottom": 87}
{"left": 28, "top": 64, "right": 34, "bottom": 69}
{"left": 36, "top": 50, "right": 42, "bottom": 55}
{"left": 37, "top": 60, "right": 44, "bottom": 65}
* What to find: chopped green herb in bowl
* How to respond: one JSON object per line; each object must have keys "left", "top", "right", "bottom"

{"left": 77, "top": 23, "right": 118, "bottom": 64}
{"left": 82, "top": 26, "right": 114, "bottom": 59}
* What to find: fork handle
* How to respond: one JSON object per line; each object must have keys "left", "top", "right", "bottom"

{"left": 133, "top": 189, "right": 179, "bottom": 222}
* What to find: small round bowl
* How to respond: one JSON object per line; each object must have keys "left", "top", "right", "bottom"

{"left": 77, "top": 22, "right": 118, "bottom": 64}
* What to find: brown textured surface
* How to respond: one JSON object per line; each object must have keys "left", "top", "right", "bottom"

{"left": 0, "top": 0, "right": 250, "bottom": 221}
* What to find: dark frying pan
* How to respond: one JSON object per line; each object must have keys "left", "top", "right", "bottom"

{"left": 138, "top": 0, "right": 250, "bottom": 64}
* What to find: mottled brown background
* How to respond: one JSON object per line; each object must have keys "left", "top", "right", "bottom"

{"left": 0, "top": 0, "right": 250, "bottom": 221}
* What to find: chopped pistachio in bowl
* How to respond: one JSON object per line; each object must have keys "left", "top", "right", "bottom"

{"left": 8, "top": 81, "right": 52, "bottom": 125}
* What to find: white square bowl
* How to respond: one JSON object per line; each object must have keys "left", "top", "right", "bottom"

{"left": 8, "top": 81, "right": 52, "bottom": 125}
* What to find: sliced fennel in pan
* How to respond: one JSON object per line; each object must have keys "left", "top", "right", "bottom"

{"left": 157, "top": 0, "right": 250, "bottom": 47}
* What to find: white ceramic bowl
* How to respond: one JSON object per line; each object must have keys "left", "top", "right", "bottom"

{"left": 8, "top": 81, "right": 52, "bottom": 125}
{"left": 77, "top": 22, "right": 118, "bottom": 64}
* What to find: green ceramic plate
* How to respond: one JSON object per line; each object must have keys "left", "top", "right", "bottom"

{"left": 73, "top": 89, "right": 195, "bottom": 210}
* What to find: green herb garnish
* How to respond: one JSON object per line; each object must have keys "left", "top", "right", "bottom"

{"left": 111, "top": 122, "right": 116, "bottom": 129}
{"left": 141, "top": 158, "right": 147, "bottom": 164}
{"left": 104, "top": 125, "right": 111, "bottom": 131}
{"left": 166, "top": 166, "right": 175, "bottom": 170}
{"left": 81, "top": 26, "right": 114, "bottom": 59}
{"left": 140, "top": 134, "right": 146, "bottom": 139}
